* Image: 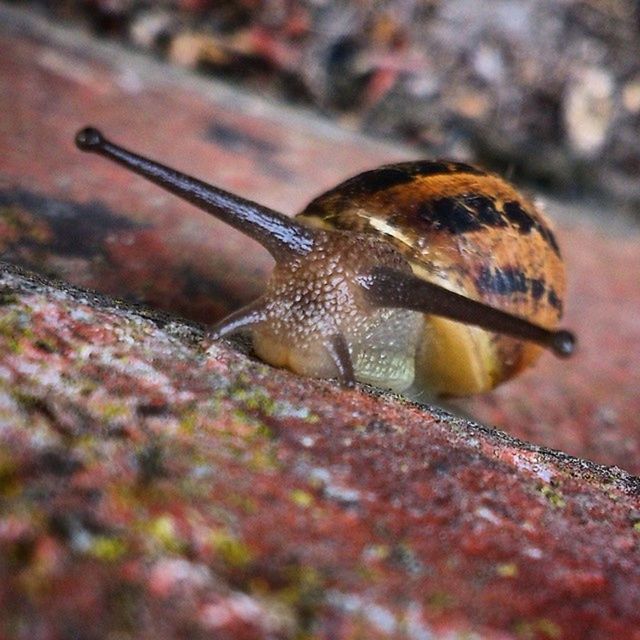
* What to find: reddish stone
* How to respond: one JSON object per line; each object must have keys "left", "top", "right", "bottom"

{"left": 1, "top": 7, "right": 640, "bottom": 637}
{"left": 0, "top": 261, "right": 638, "bottom": 640}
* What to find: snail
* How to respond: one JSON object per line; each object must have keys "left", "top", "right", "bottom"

{"left": 75, "top": 127, "right": 575, "bottom": 396}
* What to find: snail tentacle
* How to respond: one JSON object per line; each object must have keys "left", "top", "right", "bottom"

{"left": 324, "top": 333, "right": 356, "bottom": 388}
{"left": 209, "top": 300, "right": 268, "bottom": 340}
{"left": 75, "top": 127, "right": 319, "bottom": 261}
{"left": 358, "top": 266, "right": 575, "bottom": 358}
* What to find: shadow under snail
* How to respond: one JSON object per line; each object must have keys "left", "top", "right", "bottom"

{"left": 75, "top": 127, "right": 575, "bottom": 397}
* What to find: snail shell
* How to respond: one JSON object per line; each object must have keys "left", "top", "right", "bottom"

{"left": 297, "top": 161, "right": 565, "bottom": 395}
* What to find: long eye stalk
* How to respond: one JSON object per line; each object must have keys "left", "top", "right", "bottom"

{"left": 75, "top": 127, "right": 318, "bottom": 260}
{"left": 360, "top": 267, "right": 575, "bottom": 358}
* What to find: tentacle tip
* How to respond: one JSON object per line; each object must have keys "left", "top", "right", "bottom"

{"left": 551, "top": 329, "right": 576, "bottom": 358}
{"left": 75, "top": 127, "right": 105, "bottom": 151}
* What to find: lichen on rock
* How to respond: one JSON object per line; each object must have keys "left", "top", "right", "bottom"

{"left": 0, "top": 261, "right": 638, "bottom": 639}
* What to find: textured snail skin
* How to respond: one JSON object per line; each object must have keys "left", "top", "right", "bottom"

{"left": 75, "top": 128, "right": 574, "bottom": 397}
{"left": 249, "top": 232, "right": 423, "bottom": 392}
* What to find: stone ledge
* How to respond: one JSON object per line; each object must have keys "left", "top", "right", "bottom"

{"left": 0, "top": 261, "right": 638, "bottom": 639}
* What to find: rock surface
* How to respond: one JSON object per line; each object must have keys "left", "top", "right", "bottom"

{"left": 1, "top": 261, "right": 639, "bottom": 639}
{"left": 1, "top": 7, "right": 640, "bottom": 639}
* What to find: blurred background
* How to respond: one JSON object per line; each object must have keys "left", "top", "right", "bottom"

{"left": 7, "top": 0, "right": 640, "bottom": 212}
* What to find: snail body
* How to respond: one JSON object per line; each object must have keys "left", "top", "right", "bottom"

{"left": 297, "top": 161, "right": 566, "bottom": 395}
{"left": 75, "top": 127, "right": 574, "bottom": 396}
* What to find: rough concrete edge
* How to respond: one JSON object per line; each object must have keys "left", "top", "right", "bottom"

{"left": 393, "top": 393, "right": 640, "bottom": 497}
{"left": 0, "top": 259, "right": 207, "bottom": 344}
{"left": 3, "top": 258, "right": 639, "bottom": 499}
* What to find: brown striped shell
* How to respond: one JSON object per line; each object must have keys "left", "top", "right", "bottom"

{"left": 296, "top": 161, "right": 566, "bottom": 395}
